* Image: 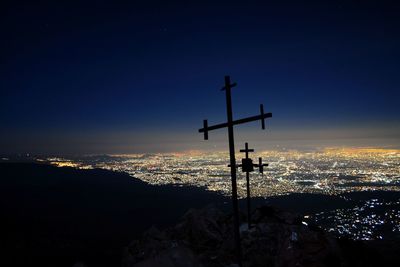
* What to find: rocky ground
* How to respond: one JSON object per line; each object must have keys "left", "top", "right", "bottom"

{"left": 122, "top": 205, "right": 398, "bottom": 267}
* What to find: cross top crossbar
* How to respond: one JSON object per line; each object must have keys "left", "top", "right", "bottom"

{"left": 240, "top": 142, "right": 254, "bottom": 157}
{"left": 221, "top": 75, "right": 237, "bottom": 91}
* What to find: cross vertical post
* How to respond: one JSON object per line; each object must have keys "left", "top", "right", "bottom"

{"left": 199, "top": 75, "right": 272, "bottom": 266}
{"left": 246, "top": 170, "right": 251, "bottom": 228}
{"left": 223, "top": 76, "right": 242, "bottom": 263}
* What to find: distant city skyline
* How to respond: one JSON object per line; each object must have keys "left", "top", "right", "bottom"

{"left": 1, "top": 1, "right": 399, "bottom": 154}
{"left": 1, "top": 129, "right": 399, "bottom": 155}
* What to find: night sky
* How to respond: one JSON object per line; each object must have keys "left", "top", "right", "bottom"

{"left": 1, "top": 1, "right": 399, "bottom": 154}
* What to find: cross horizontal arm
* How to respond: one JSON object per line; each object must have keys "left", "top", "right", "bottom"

{"left": 199, "top": 112, "right": 272, "bottom": 133}
{"left": 253, "top": 163, "right": 269, "bottom": 167}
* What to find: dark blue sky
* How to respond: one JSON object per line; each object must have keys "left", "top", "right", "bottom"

{"left": 1, "top": 0, "right": 399, "bottom": 154}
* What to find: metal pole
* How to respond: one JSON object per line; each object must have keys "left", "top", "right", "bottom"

{"left": 246, "top": 171, "right": 251, "bottom": 229}
{"left": 224, "top": 75, "right": 242, "bottom": 265}
{"left": 242, "top": 142, "right": 252, "bottom": 229}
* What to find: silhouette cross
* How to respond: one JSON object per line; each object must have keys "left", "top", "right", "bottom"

{"left": 240, "top": 142, "right": 255, "bottom": 229}
{"left": 198, "top": 76, "right": 272, "bottom": 265}
{"left": 229, "top": 144, "right": 269, "bottom": 229}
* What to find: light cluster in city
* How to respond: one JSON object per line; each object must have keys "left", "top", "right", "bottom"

{"left": 308, "top": 198, "right": 400, "bottom": 240}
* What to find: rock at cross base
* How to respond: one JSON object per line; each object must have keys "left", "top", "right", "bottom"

{"left": 123, "top": 205, "right": 345, "bottom": 267}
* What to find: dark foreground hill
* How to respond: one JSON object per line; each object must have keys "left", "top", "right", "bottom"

{"left": 0, "top": 162, "right": 228, "bottom": 267}
{"left": 1, "top": 162, "right": 399, "bottom": 267}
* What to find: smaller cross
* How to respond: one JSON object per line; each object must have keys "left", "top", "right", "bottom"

{"left": 239, "top": 142, "right": 255, "bottom": 229}
{"left": 236, "top": 143, "right": 269, "bottom": 229}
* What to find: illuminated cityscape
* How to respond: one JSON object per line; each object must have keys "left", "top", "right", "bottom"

{"left": 45, "top": 147, "right": 400, "bottom": 198}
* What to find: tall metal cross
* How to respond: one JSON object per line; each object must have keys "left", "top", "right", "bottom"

{"left": 198, "top": 76, "right": 272, "bottom": 265}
